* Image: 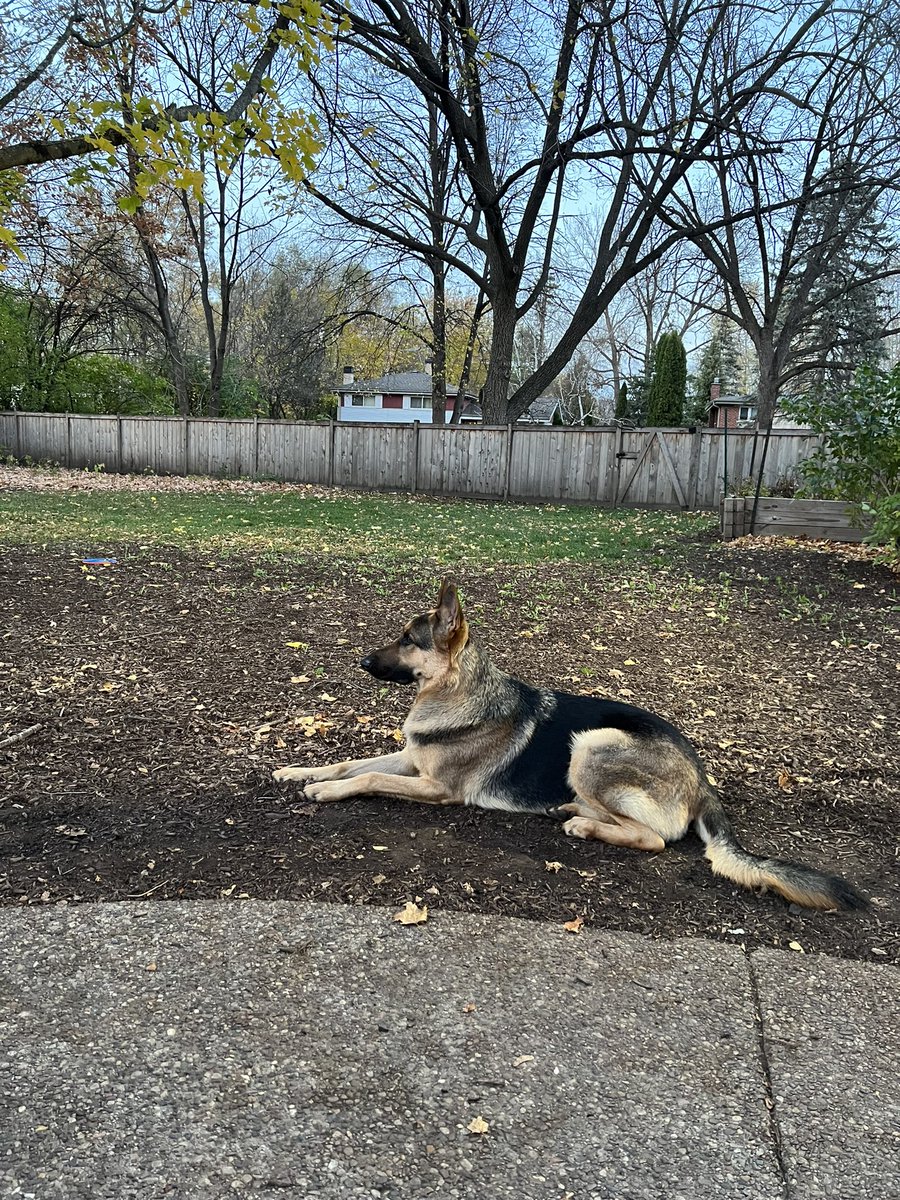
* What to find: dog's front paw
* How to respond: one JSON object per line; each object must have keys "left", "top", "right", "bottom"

{"left": 273, "top": 766, "right": 312, "bottom": 783}
{"left": 304, "top": 780, "right": 346, "bottom": 803}
{"left": 563, "top": 816, "right": 595, "bottom": 840}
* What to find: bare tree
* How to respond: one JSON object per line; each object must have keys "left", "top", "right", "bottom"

{"left": 306, "top": 6, "right": 487, "bottom": 422}
{"left": 660, "top": 3, "right": 900, "bottom": 427}
{"left": 311, "top": 0, "right": 853, "bottom": 423}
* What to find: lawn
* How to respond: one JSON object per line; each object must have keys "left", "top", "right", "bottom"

{"left": 1, "top": 466, "right": 897, "bottom": 963}
{"left": 0, "top": 472, "right": 711, "bottom": 564}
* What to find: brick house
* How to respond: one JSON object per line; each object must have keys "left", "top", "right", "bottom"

{"left": 706, "top": 384, "right": 807, "bottom": 430}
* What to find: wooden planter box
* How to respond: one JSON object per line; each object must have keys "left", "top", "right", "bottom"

{"left": 721, "top": 496, "right": 869, "bottom": 542}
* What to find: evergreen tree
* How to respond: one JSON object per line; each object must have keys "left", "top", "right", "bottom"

{"left": 647, "top": 332, "right": 687, "bottom": 425}
{"left": 687, "top": 316, "right": 741, "bottom": 424}
{"left": 785, "top": 170, "right": 892, "bottom": 396}
{"left": 615, "top": 381, "right": 628, "bottom": 419}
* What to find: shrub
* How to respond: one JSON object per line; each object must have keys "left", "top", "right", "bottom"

{"left": 783, "top": 364, "right": 900, "bottom": 564}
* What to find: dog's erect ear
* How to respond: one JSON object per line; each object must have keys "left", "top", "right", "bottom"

{"left": 433, "top": 577, "right": 468, "bottom": 654}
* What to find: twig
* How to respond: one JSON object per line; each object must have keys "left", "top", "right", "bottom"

{"left": 0, "top": 723, "right": 42, "bottom": 751}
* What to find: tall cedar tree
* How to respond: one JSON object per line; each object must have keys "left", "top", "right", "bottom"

{"left": 647, "top": 332, "right": 687, "bottom": 425}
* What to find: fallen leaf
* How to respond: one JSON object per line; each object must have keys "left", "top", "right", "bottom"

{"left": 290, "top": 675, "right": 310, "bottom": 684}
{"left": 145, "top": 962, "right": 157, "bottom": 972}
{"left": 372, "top": 873, "right": 386, "bottom": 884}
{"left": 389, "top": 728, "right": 404, "bottom": 743}
{"left": 513, "top": 1054, "right": 535, "bottom": 1067}
{"left": 466, "top": 1116, "right": 489, "bottom": 1135}
{"left": 564, "top": 915, "right": 585, "bottom": 934}
{"left": 788, "top": 941, "right": 804, "bottom": 953}
{"left": 777, "top": 769, "right": 794, "bottom": 792}
{"left": 544, "top": 860, "right": 563, "bottom": 873}
{"left": 463, "top": 1003, "right": 476, "bottom": 1013}
{"left": 393, "top": 901, "right": 428, "bottom": 925}
{"left": 319, "top": 692, "right": 337, "bottom": 702}
{"left": 285, "top": 641, "right": 307, "bottom": 650}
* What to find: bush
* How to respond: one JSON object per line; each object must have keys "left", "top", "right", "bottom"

{"left": 783, "top": 364, "right": 900, "bottom": 563}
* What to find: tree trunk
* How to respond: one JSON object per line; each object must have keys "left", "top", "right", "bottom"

{"left": 481, "top": 296, "right": 517, "bottom": 423}
{"left": 755, "top": 338, "right": 781, "bottom": 429}
{"left": 451, "top": 289, "right": 486, "bottom": 423}
{"left": 430, "top": 258, "right": 447, "bottom": 424}
{"left": 137, "top": 235, "right": 191, "bottom": 417}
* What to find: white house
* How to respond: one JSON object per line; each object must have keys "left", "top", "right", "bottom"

{"left": 336, "top": 367, "right": 477, "bottom": 423}
{"left": 336, "top": 365, "right": 559, "bottom": 424}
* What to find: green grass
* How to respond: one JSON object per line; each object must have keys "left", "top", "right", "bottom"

{"left": 0, "top": 486, "right": 713, "bottom": 565}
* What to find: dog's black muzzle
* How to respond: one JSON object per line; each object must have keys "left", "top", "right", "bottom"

{"left": 360, "top": 652, "right": 416, "bottom": 685}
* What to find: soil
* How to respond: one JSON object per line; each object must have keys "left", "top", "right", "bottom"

{"left": 1, "top": 536, "right": 897, "bottom": 963}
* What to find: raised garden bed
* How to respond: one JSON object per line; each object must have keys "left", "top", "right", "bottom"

{"left": 721, "top": 496, "right": 869, "bottom": 542}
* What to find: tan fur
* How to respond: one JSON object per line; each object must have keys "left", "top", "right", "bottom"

{"left": 567, "top": 727, "right": 695, "bottom": 845}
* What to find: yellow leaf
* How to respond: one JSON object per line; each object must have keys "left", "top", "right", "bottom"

{"left": 393, "top": 901, "right": 428, "bottom": 925}
{"left": 285, "top": 641, "right": 307, "bottom": 650}
{"left": 564, "top": 915, "right": 584, "bottom": 934}
{"left": 513, "top": 1054, "right": 534, "bottom": 1067}
{"left": 389, "top": 728, "right": 404, "bottom": 743}
{"left": 466, "top": 1116, "right": 489, "bottom": 1135}
{"left": 544, "top": 860, "right": 563, "bottom": 873}
{"left": 788, "top": 941, "right": 804, "bottom": 953}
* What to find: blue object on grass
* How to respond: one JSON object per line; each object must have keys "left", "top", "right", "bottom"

{"left": 81, "top": 557, "right": 118, "bottom": 565}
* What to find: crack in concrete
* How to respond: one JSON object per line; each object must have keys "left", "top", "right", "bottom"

{"left": 746, "top": 951, "right": 792, "bottom": 1200}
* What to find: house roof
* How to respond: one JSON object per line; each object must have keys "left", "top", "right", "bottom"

{"left": 459, "top": 396, "right": 560, "bottom": 424}
{"left": 706, "top": 394, "right": 754, "bottom": 409}
{"left": 338, "top": 370, "right": 476, "bottom": 398}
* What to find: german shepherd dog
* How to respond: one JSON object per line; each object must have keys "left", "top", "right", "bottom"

{"left": 274, "top": 579, "right": 866, "bottom": 911}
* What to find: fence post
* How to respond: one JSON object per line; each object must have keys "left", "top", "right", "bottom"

{"left": 14, "top": 411, "right": 21, "bottom": 462}
{"left": 328, "top": 419, "right": 336, "bottom": 486}
{"left": 687, "top": 426, "right": 703, "bottom": 509}
{"left": 183, "top": 418, "right": 190, "bottom": 476}
{"left": 253, "top": 416, "right": 260, "bottom": 478}
{"left": 66, "top": 413, "right": 72, "bottom": 467}
{"left": 502, "top": 424, "right": 514, "bottom": 499}
{"left": 412, "top": 420, "right": 420, "bottom": 493}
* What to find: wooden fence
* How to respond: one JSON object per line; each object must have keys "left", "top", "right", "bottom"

{"left": 721, "top": 496, "right": 868, "bottom": 541}
{"left": 0, "top": 411, "right": 822, "bottom": 510}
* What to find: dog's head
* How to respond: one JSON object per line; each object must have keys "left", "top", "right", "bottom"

{"left": 360, "top": 577, "right": 469, "bottom": 688}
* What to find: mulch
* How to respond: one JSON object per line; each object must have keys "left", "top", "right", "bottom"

{"left": 1, "top": 536, "right": 897, "bottom": 963}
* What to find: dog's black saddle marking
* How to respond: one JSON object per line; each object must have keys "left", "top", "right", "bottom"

{"left": 491, "top": 684, "right": 687, "bottom": 814}
{"left": 409, "top": 723, "right": 481, "bottom": 745}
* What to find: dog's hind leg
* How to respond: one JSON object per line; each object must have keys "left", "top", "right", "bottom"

{"left": 562, "top": 727, "right": 696, "bottom": 851}
{"left": 555, "top": 802, "right": 665, "bottom": 852}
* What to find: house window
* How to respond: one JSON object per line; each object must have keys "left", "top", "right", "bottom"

{"left": 408, "top": 396, "right": 429, "bottom": 409}
{"left": 350, "top": 394, "right": 376, "bottom": 407}
{"left": 738, "top": 405, "right": 758, "bottom": 422}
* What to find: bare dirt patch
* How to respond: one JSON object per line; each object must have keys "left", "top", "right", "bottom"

{"left": 1, "top": 540, "right": 897, "bottom": 962}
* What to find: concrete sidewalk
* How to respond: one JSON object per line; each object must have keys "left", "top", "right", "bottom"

{"left": 0, "top": 902, "right": 895, "bottom": 1200}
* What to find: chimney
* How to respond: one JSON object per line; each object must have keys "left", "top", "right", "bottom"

{"left": 424, "top": 358, "right": 433, "bottom": 376}
{"left": 710, "top": 382, "right": 721, "bottom": 401}
{"left": 342, "top": 365, "right": 355, "bottom": 386}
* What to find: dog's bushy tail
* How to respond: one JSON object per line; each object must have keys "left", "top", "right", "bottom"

{"left": 694, "top": 786, "right": 868, "bottom": 911}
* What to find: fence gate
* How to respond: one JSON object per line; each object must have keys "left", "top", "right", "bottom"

{"left": 615, "top": 428, "right": 690, "bottom": 508}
